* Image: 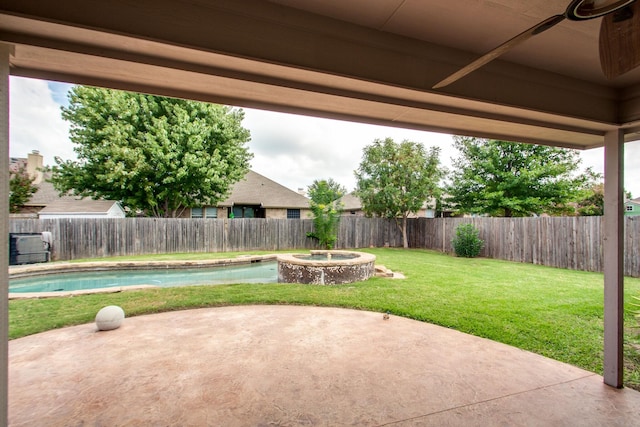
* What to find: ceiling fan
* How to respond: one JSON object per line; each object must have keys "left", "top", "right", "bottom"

{"left": 433, "top": 0, "right": 640, "bottom": 89}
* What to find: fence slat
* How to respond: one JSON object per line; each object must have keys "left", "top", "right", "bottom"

{"left": 8, "top": 216, "right": 640, "bottom": 277}
{"left": 407, "top": 216, "right": 638, "bottom": 277}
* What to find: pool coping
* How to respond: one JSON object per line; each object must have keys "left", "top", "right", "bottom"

{"left": 9, "top": 285, "right": 161, "bottom": 300}
{"left": 8, "top": 254, "right": 277, "bottom": 300}
{"left": 8, "top": 253, "right": 402, "bottom": 300}
{"left": 9, "top": 254, "right": 278, "bottom": 278}
{"left": 276, "top": 250, "right": 376, "bottom": 266}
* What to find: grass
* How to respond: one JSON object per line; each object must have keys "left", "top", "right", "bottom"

{"left": 9, "top": 248, "right": 640, "bottom": 389}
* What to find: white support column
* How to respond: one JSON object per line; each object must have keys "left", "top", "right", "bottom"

{"left": 0, "top": 43, "right": 11, "bottom": 423}
{"left": 603, "top": 128, "right": 624, "bottom": 388}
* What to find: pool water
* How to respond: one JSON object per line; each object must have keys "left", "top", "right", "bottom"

{"left": 293, "top": 254, "right": 356, "bottom": 261}
{"left": 9, "top": 262, "right": 278, "bottom": 293}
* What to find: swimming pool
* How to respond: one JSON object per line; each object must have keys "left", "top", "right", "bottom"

{"left": 9, "top": 261, "right": 278, "bottom": 293}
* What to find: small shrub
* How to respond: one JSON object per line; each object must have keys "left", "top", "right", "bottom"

{"left": 452, "top": 223, "right": 484, "bottom": 258}
{"left": 307, "top": 202, "right": 341, "bottom": 249}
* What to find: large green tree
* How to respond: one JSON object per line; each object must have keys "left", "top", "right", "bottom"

{"left": 307, "top": 178, "right": 346, "bottom": 206}
{"left": 9, "top": 165, "right": 38, "bottom": 213}
{"left": 354, "top": 138, "right": 443, "bottom": 248}
{"left": 51, "top": 86, "right": 252, "bottom": 217}
{"left": 447, "top": 137, "right": 590, "bottom": 217}
{"left": 575, "top": 181, "right": 632, "bottom": 216}
{"left": 576, "top": 183, "right": 605, "bottom": 216}
{"left": 306, "top": 178, "right": 346, "bottom": 249}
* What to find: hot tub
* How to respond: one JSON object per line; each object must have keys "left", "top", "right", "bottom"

{"left": 276, "top": 250, "right": 375, "bottom": 285}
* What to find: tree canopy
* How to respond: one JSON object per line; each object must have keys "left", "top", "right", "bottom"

{"left": 9, "top": 166, "right": 38, "bottom": 213}
{"left": 51, "top": 86, "right": 253, "bottom": 217}
{"left": 446, "top": 137, "right": 591, "bottom": 217}
{"left": 307, "top": 178, "right": 346, "bottom": 205}
{"left": 575, "top": 181, "right": 632, "bottom": 216}
{"left": 354, "top": 137, "right": 443, "bottom": 248}
{"left": 306, "top": 178, "right": 347, "bottom": 249}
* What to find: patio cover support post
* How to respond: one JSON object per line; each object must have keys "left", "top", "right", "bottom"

{"left": 0, "top": 43, "right": 10, "bottom": 423}
{"left": 603, "top": 128, "right": 624, "bottom": 388}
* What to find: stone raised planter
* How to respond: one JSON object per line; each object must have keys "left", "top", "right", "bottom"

{"left": 277, "top": 250, "right": 376, "bottom": 285}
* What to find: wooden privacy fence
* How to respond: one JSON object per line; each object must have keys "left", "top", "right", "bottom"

{"left": 407, "top": 216, "right": 640, "bottom": 277}
{"left": 8, "top": 217, "right": 402, "bottom": 261}
{"left": 8, "top": 215, "right": 640, "bottom": 277}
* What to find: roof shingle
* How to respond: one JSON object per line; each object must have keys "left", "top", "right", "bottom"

{"left": 39, "top": 199, "right": 122, "bottom": 214}
{"left": 219, "top": 170, "right": 309, "bottom": 209}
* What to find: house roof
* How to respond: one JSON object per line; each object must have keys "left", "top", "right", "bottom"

{"left": 219, "top": 170, "right": 309, "bottom": 209}
{"left": 25, "top": 174, "right": 76, "bottom": 207}
{"left": 15, "top": 165, "right": 308, "bottom": 212}
{"left": 339, "top": 193, "right": 363, "bottom": 211}
{"left": 9, "top": 157, "right": 26, "bottom": 173}
{"left": 39, "top": 199, "right": 122, "bottom": 215}
{"left": 338, "top": 192, "right": 437, "bottom": 211}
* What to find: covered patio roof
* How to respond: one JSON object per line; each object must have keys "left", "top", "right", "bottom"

{"left": 2, "top": 0, "right": 640, "bottom": 148}
{"left": 0, "top": 0, "right": 635, "bottom": 423}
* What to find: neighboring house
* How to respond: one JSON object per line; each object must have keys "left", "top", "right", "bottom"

{"left": 11, "top": 150, "right": 70, "bottom": 216}
{"left": 12, "top": 153, "right": 309, "bottom": 219}
{"left": 15, "top": 176, "right": 77, "bottom": 216}
{"left": 10, "top": 150, "right": 51, "bottom": 216}
{"left": 626, "top": 198, "right": 640, "bottom": 216}
{"left": 39, "top": 199, "right": 126, "bottom": 219}
{"left": 338, "top": 192, "right": 442, "bottom": 218}
{"left": 10, "top": 151, "right": 124, "bottom": 219}
{"left": 339, "top": 193, "right": 363, "bottom": 216}
{"left": 10, "top": 150, "right": 43, "bottom": 182}
{"left": 189, "top": 170, "right": 311, "bottom": 219}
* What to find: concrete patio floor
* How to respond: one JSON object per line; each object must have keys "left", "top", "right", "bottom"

{"left": 9, "top": 305, "right": 640, "bottom": 426}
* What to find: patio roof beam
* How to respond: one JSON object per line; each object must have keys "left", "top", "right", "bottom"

{"left": 2, "top": 0, "right": 640, "bottom": 148}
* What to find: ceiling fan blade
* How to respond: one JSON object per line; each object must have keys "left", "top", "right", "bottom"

{"left": 433, "top": 14, "right": 566, "bottom": 89}
{"left": 600, "top": 2, "right": 640, "bottom": 78}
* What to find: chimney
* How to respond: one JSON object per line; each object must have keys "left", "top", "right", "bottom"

{"left": 298, "top": 188, "right": 307, "bottom": 197}
{"left": 27, "top": 150, "right": 44, "bottom": 185}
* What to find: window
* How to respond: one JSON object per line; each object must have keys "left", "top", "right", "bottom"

{"left": 232, "top": 206, "right": 245, "bottom": 218}
{"left": 192, "top": 206, "right": 218, "bottom": 218}
{"left": 231, "top": 205, "right": 264, "bottom": 218}
{"left": 287, "top": 209, "right": 300, "bottom": 219}
{"left": 205, "top": 207, "right": 218, "bottom": 218}
{"left": 627, "top": 205, "right": 634, "bottom": 212}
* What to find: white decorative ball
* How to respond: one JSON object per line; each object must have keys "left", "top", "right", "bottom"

{"left": 95, "top": 305, "right": 125, "bottom": 331}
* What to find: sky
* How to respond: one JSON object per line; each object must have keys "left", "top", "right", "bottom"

{"left": 8, "top": 75, "right": 640, "bottom": 198}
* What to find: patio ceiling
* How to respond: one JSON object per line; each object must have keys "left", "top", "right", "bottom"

{"left": 2, "top": 0, "right": 640, "bottom": 149}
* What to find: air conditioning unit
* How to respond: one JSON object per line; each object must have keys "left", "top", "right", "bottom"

{"left": 9, "top": 232, "right": 51, "bottom": 265}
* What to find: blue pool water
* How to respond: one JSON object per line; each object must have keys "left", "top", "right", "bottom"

{"left": 294, "top": 254, "right": 356, "bottom": 261}
{"left": 9, "top": 262, "right": 278, "bottom": 293}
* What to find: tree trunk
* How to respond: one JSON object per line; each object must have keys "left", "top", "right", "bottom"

{"left": 402, "top": 215, "right": 409, "bottom": 249}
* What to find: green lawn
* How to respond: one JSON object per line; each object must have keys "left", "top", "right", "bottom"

{"left": 9, "top": 248, "right": 640, "bottom": 389}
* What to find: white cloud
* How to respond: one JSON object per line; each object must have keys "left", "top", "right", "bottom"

{"left": 578, "top": 142, "right": 640, "bottom": 198}
{"left": 8, "top": 77, "right": 640, "bottom": 198}
{"left": 622, "top": 141, "right": 640, "bottom": 198}
{"left": 9, "top": 76, "right": 75, "bottom": 164}
{"left": 243, "top": 108, "right": 455, "bottom": 193}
